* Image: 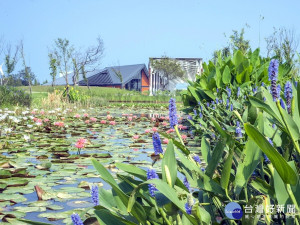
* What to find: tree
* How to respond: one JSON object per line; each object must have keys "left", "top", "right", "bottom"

{"left": 20, "top": 40, "right": 32, "bottom": 94}
{"left": 48, "top": 53, "right": 57, "bottom": 87}
{"left": 52, "top": 38, "right": 74, "bottom": 87}
{"left": 150, "top": 56, "right": 185, "bottom": 91}
{"left": 3, "top": 43, "right": 19, "bottom": 85}
{"left": 229, "top": 28, "right": 251, "bottom": 55}
{"left": 265, "top": 27, "right": 299, "bottom": 67}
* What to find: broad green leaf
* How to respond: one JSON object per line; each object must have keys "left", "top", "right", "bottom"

{"left": 95, "top": 209, "right": 135, "bottom": 225}
{"left": 188, "top": 86, "right": 201, "bottom": 103}
{"left": 222, "top": 65, "right": 231, "bottom": 84}
{"left": 244, "top": 124, "right": 297, "bottom": 185}
{"left": 205, "top": 140, "right": 226, "bottom": 178}
{"left": 234, "top": 139, "right": 261, "bottom": 195}
{"left": 161, "top": 140, "right": 177, "bottom": 187}
{"left": 201, "top": 136, "right": 210, "bottom": 164}
{"left": 220, "top": 148, "right": 233, "bottom": 192}
{"left": 19, "top": 219, "right": 52, "bottom": 225}
{"left": 250, "top": 178, "right": 275, "bottom": 199}
{"left": 116, "top": 163, "right": 147, "bottom": 181}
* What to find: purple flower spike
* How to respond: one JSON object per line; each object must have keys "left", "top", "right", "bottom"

{"left": 284, "top": 81, "right": 293, "bottom": 114}
{"left": 147, "top": 169, "right": 159, "bottom": 197}
{"left": 169, "top": 98, "right": 178, "bottom": 128}
{"left": 268, "top": 59, "right": 279, "bottom": 101}
{"left": 71, "top": 213, "right": 84, "bottom": 225}
{"left": 152, "top": 132, "right": 163, "bottom": 155}
{"left": 91, "top": 185, "right": 99, "bottom": 206}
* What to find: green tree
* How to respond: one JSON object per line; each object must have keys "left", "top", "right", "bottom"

{"left": 229, "top": 28, "right": 251, "bottom": 54}
{"left": 48, "top": 53, "right": 57, "bottom": 87}
{"left": 3, "top": 43, "right": 19, "bottom": 85}
{"left": 20, "top": 40, "right": 32, "bottom": 94}
{"left": 150, "top": 56, "right": 185, "bottom": 91}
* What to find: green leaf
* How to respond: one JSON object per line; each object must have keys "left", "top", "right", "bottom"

{"left": 250, "top": 178, "right": 275, "bottom": 199}
{"left": 244, "top": 123, "right": 297, "bottom": 185}
{"left": 18, "top": 219, "right": 53, "bottom": 225}
{"left": 201, "top": 137, "right": 210, "bottom": 164}
{"left": 234, "top": 139, "right": 261, "bottom": 195}
{"left": 188, "top": 86, "right": 201, "bottom": 103}
{"left": 95, "top": 209, "right": 135, "bottom": 225}
{"left": 222, "top": 65, "right": 231, "bottom": 84}
{"left": 220, "top": 148, "right": 233, "bottom": 192}
{"left": 91, "top": 159, "right": 146, "bottom": 223}
{"left": 205, "top": 140, "right": 226, "bottom": 178}
{"left": 116, "top": 163, "right": 147, "bottom": 181}
{"left": 161, "top": 140, "right": 177, "bottom": 187}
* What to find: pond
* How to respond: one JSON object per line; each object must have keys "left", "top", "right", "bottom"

{"left": 0, "top": 107, "right": 199, "bottom": 224}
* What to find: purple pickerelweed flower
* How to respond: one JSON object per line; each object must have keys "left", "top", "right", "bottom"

{"left": 193, "top": 155, "right": 201, "bottom": 164}
{"left": 261, "top": 82, "right": 265, "bottom": 87}
{"left": 226, "top": 99, "right": 229, "bottom": 109}
{"left": 183, "top": 177, "right": 191, "bottom": 192}
{"left": 219, "top": 100, "right": 223, "bottom": 104}
{"left": 236, "top": 121, "right": 242, "bottom": 138}
{"left": 268, "top": 59, "right": 279, "bottom": 101}
{"left": 200, "top": 105, "right": 203, "bottom": 111}
{"left": 277, "top": 84, "right": 281, "bottom": 98}
{"left": 152, "top": 132, "right": 163, "bottom": 155}
{"left": 147, "top": 169, "right": 159, "bottom": 197}
{"left": 284, "top": 81, "right": 293, "bottom": 114}
{"left": 280, "top": 98, "right": 286, "bottom": 109}
{"left": 91, "top": 185, "right": 99, "bottom": 206}
{"left": 185, "top": 202, "right": 192, "bottom": 215}
{"left": 226, "top": 86, "right": 231, "bottom": 97}
{"left": 199, "top": 112, "right": 203, "bottom": 118}
{"left": 272, "top": 124, "right": 276, "bottom": 129}
{"left": 215, "top": 98, "right": 219, "bottom": 104}
{"left": 169, "top": 98, "right": 178, "bottom": 128}
{"left": 216, "top": 88, "right": 219, "bottom": 93}
{"left": 237, "top": 87, "right": 241, "bottom": 97}
{"left": 187, "top": 115, "right": 192, "bottom": 120}
{"left": 193, "top": 109, "right": 197, "bottom": 116}
{"left": 213, "top": 106, "right": 216, "bottom": 110}
{"left": 206, "top": 102, "right": 210, "bottom": 107}
{"left": 71, "top": 213, "right": 84, "bottom": 225}
{"left": 253, "top": 86, "right": 258, "bottom": 93}
{"left": 295, "top": 81, "right": 298, "bottom": 87}
{"left": 263, "top": 138, "right": 273, "bottom": 164}
{"left": 230, "top": 104, "right": 233, "bottom": 111}
{"left": 198, "top": 101, "right": 201, "bottom": 105}
{"left": 263, "top": 97, "right": 266, "bottom": 102}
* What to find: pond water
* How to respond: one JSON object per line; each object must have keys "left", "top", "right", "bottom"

{"left": 0, "top": 107, "right": 199, "bottom": 224}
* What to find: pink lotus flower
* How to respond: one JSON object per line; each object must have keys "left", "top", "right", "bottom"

{"left": 77, "top": 138, "right": 87, "bottom": 145}
{"left": 151, "top": 117, "right": 156, "bottom": 122}
{"left": 163, "top": 138, "right": 169, "bottom": 144}
{"left": 152, "top": 127, "right": 158, "bottom": 132}
{"left": 162, "top": 122, "right": 168, "bottom": 126}
{"left": 109, "top": 121, "right": 116, "bottom": 125}
{"left": 166, "top": 129, "right": 175, "bottom": 134}
{"left": 74, "top": 114, "right": 81, "bottom": 118}
{"left": 44, "top": 118, "right": 49, "bottom": 122}
{"left": 132, "top": 135, "right": 139, "bottom": 140}
{"left": 75, "top": 142, "right": 85, "bottom": 149}
{"left": 145, "top": 129, "right": 150, "bottom": 133}
{"left": 54, "top": 121, "right": 64, "bottom": 127}
{"left": 83, "top": 113, "right": 89, "bottom": 117}
{"left": 107, "top": 115, "right": 112, "bottom": 120}
{"left": 90, "top": 117, "right": 97, "bottom": 122}
{"left": 85, "top": 120, "right": 90, "bottom": 124}
{"left": 181, "top": 135, "right": 187, "bottom": 140}
{"left": 128, "top": 116, "right": 133, "bottom": 121}
{"left": 178, "top": 124, "right": 183, "bottom": 130}
{"left": 100, "top": 120, "right": 106, "bottom": 124}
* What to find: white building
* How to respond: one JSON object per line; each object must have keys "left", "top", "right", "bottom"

{"left": 148, "top": 57, "right": 203, "bottom": 95}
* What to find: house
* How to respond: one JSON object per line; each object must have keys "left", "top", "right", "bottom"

{"left": 148, "top": 57, "right": 203, "bottom": 95}
{"left": 44, "top": 64, "right": 150, "bottom": 92}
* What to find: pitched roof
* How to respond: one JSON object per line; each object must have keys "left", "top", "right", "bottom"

{"left": 79, "top": 64, "right": 148, "bottom": 86}
{"left": 44, "top": 64, "right": 149, "bottom": 86}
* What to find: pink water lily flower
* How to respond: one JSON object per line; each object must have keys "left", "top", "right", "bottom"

{"left": 74, "top": 114, "right": 81, "bottom": 118}
{"left": 107, "top": 115, "right": 112, "bottom": 120}
{"left": 181, "top": 135, "right": 187, "bottom": 140}
{"left": 145, "top": 129, "right": 150, "bottom": 133}
{"left": 133, "top": 116, "right": 137, "bottom": 119}
{"left": 163, "top": 138, "right": 169, "bottom": 144}
{"left": 162, "top": 122, "right": 168, "bottom": 126}
{"left": 40, "top": 110, "right": 45, "bottom": 115}
{"left": 100, "top": 120, "right": 106, "bottom": 124}
{"left": 152, "top": 127, "right": 158, "bottom": 132}
{"left": 90, "top": 117, "right": 97, "bottom": 122}
{"left": 128, "top": 117, "right": 133, "bottom": 121}
{"left": 166, "top": 128, "right": 175, "bottom": 134}
{"left": 54, "top": 121, "right": 64, "bottom": 127}
{"left": 75, "top": 142, "right": 84, "bottom": 149}
{"left": 85, "top": 120, "right": 90, "bottom": 124}
{"left": 44, "top": 118, "right": 49, "bottom": 122}
{"left": 109, "top": 121, "right": 116, "bottom": 125}
{"left": 83, "top": 113, "right": 89, "bottom": 118}
{"left": 133, "top": 135, "right": 139, "bottom": 139}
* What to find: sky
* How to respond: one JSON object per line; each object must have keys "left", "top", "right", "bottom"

{"left": 0, "top": 0, "right": 299, "bottom": 82}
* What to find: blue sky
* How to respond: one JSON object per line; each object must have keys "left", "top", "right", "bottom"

{"left": 0, "top": 0, "right": 299, "bottom": 82}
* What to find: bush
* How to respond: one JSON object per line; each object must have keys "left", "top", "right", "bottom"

{"left": 0, "top": 86, "right": 32, "bottom": 107}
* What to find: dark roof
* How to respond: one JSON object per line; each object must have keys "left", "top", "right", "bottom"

{"left": 79, "top": 64, "right": 148, "bottom": 86}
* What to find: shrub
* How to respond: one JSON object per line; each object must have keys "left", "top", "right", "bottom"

{"left": 0, "top": 86, "right": 31, "bottom": 107}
